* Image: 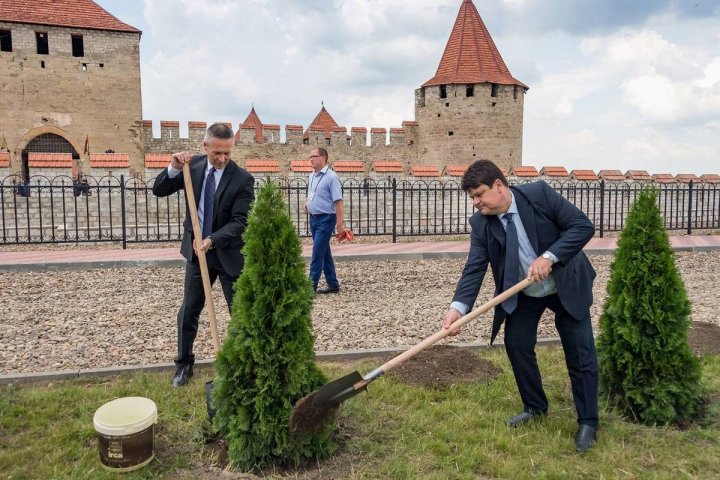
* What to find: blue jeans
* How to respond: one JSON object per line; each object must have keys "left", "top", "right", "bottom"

{"left": 309, "top": 213, "right": 339, "bottom": 290}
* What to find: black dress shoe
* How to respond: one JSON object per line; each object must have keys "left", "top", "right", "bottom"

{"left": 575, "top": 424, "right": 597, "bottom": 452}
{"left": 316, "top": 285, "right": 340, "bottom": 294}
{"left": 172, "top": 364, "right": 193, "bottom": 387}
{"left": 505, "top": 411, "right": 544, "bottom": 427}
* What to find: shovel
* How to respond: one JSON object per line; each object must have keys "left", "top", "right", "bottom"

{"left": 180, "top": 162, "right": 222, "bottom": 419}
{"left": 289, "top": 277, "right": 533, "bottom": 434}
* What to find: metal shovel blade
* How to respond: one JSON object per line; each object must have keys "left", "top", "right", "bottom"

{"left": 312, "top": 370, "right": 366, "bottom": 407}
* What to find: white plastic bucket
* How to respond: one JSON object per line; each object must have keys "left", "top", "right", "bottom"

{"left": 93, "top": 396, "right": 157, "bottom": 472}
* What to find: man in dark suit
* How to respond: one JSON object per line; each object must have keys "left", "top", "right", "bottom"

{"left": 153, "top": 123, "right": 255, "bottom": 387}
{"left": 442, "top": 159, "right": 598, "bottom": 452}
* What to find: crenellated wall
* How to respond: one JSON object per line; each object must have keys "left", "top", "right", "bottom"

{"left": 141, "top": 120, "right": 419, "bottom": 174}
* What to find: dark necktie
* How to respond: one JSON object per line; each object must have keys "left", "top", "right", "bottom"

{"left": 502, "top": 212, "right": 520, "bottom": 314}
{"left": 201, "top": 168, "right": 216, "bottom": 239}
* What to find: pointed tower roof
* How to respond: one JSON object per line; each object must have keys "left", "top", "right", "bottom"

{"left": 0, "top": 0, "right": 140, "bottom": 33}
{"left": 423, "top": 0, "right": 526, "bottom": 89}
{"left": 238, "top": 107, "right": 263, "bottom": 143}
{"left": 304, "top": 105, "right": 339, "bottom": 139}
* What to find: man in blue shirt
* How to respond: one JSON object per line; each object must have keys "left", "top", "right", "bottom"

{"left": 304, "top": 148, "right": 346, "bottom": 293}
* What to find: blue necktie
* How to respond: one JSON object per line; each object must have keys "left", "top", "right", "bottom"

{"left": 201, "top": 168, "right": 216, "bottom": 239}
{"left": 502, "top": 212, "right": 520, "bottom": 314}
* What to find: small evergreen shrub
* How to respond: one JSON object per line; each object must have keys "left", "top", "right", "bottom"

{"left": 212, "top": 181, "right": 335, "bottom": 470}
{"left": 597, "top": 188, "right": 702, "bottom": 425}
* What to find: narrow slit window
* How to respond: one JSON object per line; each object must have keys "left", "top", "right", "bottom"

{"left": 491, "top": 83, "right": 498, "bottom": 97}
{"left": 71, "top": 34, "right": 84, "bottom": 57}
{"left": 0, "top": 30, "right": 12, "bottom": 52}
{"left": 439, "top": 85, "right": 447, "bottom": 99}
{"left": 513, "top": 85, "right": 518, "bottom": 100}
{"left": 36, "top": 32, "right": 49, "bottom": 55}
{"left": 466, "top": 84, "right": 474, "bottom": 97}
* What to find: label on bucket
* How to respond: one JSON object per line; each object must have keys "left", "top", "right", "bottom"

{"left": 98, "top": 424, "right": 154, "bottom": 471}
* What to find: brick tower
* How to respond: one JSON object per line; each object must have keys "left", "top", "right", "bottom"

{"left": 415, "top": 0, "right": 527, "bottom": 170}
{"left": 0, "top": 0, "right": 143, "bottom": 179}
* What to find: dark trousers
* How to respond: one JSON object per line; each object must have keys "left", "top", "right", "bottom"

{"left": 175, "top": 250, "right": 237, "bottom": 367}
{"left": 309, "top": 213, "right": 339, "bottom": 290}
{"left": 503, "top": 293, "right": 599, "bottom": 427}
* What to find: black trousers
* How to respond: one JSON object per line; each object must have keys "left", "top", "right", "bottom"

{"left": 175, "top": 250, "right": 237, "bottom": 367}
{"left": 503, "top": 292, "right": 599, "bottom": 427}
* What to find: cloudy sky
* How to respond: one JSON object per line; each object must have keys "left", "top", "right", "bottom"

{"left": 96, "top": 0, "right": 720, "bottom": 175}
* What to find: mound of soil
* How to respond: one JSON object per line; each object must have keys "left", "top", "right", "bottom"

{"left": 688, "top": 321, "right": 720, "bottom": 356}
{"left": 387, "top": 344, "right": 503, "bottom": 389}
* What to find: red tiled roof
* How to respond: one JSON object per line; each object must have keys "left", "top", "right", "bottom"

{"left": 598, "top": 169, "right": 625, "bottom": 181}
{"left": 304, "top": 106, "right": 339, "bottom": 139}
{"left": 570, "top": 169, "right": 598, "bottom": 181}
{"left": 332, "top": 161, "right": 364, "bottom": 173}
{"left": 89, "top": 153, "right": 129, "bottom": 168}
{"left": 675, "top": 174, "right": 698, "bottom": 184}
{"left": 142, "top": 120, "right": 153, "bottom": 128}
{"left": 286, "top": 125, "right": 303, "bottom": 131}
{"left": 402, "top": 121, "right": 419, "bottom": 127}
{"left": 245, "top": 159, "right": 280, "bottom": 173}
{"left": 371, "top": 128, "right": 387, "bottom": 133}
{"left": 351, "top": 127, "right": 367, "bottom": 133}
{"left": 700, "top": 174, "right": 720, "bottom": 184}
{"left": 423, "top": 0, "right": 526, "bottom": 89}
{"left": 145, "top": 154, "right": 171, "bottom": 169}
{"left": 27, "top": 153, "right": 72, "bottom": 167}
{"left": 331, "top": 126, "right": 347, "bottom": 133}
{"left": 238, "top": 107, "right": 263, "bottom": 143}
{"left": 625, "top": 170, "right": 651, "bottom": 181}
{"left": 290, "top": 160, "right": 313, "bottom": 173}
{"left": 652, "top": 174, "right": 676, "bottom": 184}
{"left": 444, "top": 164, "right": 469, "bottom": 176}
{"left": 390, "top": 128, "right": 404, "bottom": 134}
{"left": 0, "top": 0, "right": 141, "bottom": 33}
{"left": 263, "top": 124, "right": 280, "bottom": 130}
{"left": 0, "top": 152, "right": 10, "bottom": 168}
{"left": 372, "top": 161, "right": 404, "bottom": 173}
{"left": 508, "top": 166, "right": 539, "bottom": 177}
{"left": 540, "top": 166, "right": 568, "bottom": 177}
{"left": 160, "top": 121, "right": 179, "bottom": 128}
{"left": 410, "top": 165, "right": 441, "bottom": 177}
{"left": 188, "top": 121, "right": 207, "bottom": 129}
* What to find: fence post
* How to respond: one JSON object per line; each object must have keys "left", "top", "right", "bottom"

{"left": 599, "top": 180, "right": 605, "bottom": 238}
{"left": 687, "top": 180, "right": 693, "bottom": 235}
{"left": 392, "top": 178, "right": 397, "bottom": 244}
{"left": 120, "top": 174, "right": 127, "bottom": 249}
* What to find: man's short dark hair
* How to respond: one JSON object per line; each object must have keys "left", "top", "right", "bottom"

{"left": 317, "top": 147, "right": 329, "bottom": 160}
{"left": 205, "top": 123, "right": 234, "bottom": 142}
{"left": 461, "top": 160, "right": 509, "bottom": 192}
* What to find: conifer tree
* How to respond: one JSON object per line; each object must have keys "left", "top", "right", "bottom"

{"left": 212, "top": 181, "right": 334, "bottom": 470}
{"left": 597, "top": 188, "right": 701, "bottom": 425}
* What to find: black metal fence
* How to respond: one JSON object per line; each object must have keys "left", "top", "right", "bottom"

{"left": 2, "top": 174, "right": 719, "bottom": 246}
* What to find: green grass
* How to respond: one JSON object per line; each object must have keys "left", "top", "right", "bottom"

{"left": 2, "top": 347, "right": 719, "bottom": 479}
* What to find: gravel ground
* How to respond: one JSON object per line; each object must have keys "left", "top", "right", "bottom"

{"left": 1, "top": 251, "right": 718, "bottom": 374}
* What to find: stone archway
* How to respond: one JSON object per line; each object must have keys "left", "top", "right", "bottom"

{"left": 14, "top": 126, "right": 88, "bottom": 180}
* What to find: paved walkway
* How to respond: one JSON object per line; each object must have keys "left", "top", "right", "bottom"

{"left": 1, "top": 235, "right": 719, "bottom": 271}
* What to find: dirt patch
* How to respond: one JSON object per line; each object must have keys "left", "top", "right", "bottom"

{"left": 387, "top": 345, "right": 503, "bottom": 389}
{"left": 688, "top": 322, "right": 720, "bottom": 356}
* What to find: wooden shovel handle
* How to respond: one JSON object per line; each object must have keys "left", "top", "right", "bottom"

{"left": 182, "top": 161, "right": 221, "bottom": 354}
{"left": 378, "top": 278, "right": 533, "bottom": 374}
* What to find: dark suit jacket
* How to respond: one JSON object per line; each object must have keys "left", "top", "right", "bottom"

{"left": 452, "top": 181, "right": 596, "bottom": 343}
{"left": 152, "top": 156, "right": 255, "bottom": 277}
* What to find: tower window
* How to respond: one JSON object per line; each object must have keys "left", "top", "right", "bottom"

{"left": 36, "top": 32, "right": 49, "bottom": 55}
{"left": 71, "top": 35, "right": 84, "bottom": 57}
{"left": 466, "top": 85, "right": 474, "bottom": 97}
{"left": 439, "top": 85, "right": 447, "bottom": 99}
{"left": 448, "top": 131, "right": 454, "bottom": 136}
{"left": 513, "top": 85, "right": 518, "bottom": 100}
{"left": 491, "top": 83, "right": 498, "bottom": 98}
{"left": 40, "top": 60, "right": 45, "bottom": 68}
{"left": 0, "top": 30, "right": 12, "bottom": 52}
